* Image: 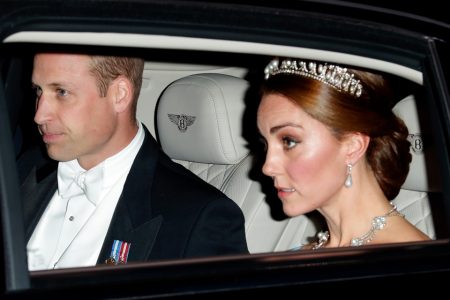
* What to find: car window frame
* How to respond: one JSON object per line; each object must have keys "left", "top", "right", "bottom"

{"left": 0, "top": 38, "right": 448, "bottom": 297}
{"left": 1, "top": 0, "right": 450, "bottom": 296}
{"left": 0, "top": 57, "right": 30, "bottom": 291}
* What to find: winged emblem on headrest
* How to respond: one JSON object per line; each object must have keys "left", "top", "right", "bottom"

{"left": 407, "top": 133, "right": 423, "bottom": 154}
{"left": 168, "top": 114, "right": 196, "bottom": 132}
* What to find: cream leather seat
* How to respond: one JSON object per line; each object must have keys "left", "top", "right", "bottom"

{"left": 156, "top": 74, "right": 437, "bottom": 254}
{"left": 156, "top": 73, "right": 318, "bottom": 253}
{"left": 392, "top": 95, "right": 439, "bottom": 239}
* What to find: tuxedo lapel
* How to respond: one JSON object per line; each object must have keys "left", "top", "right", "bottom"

{"left": 21, "top": 162, "right": 58, "bottom": 241}
{"left": 97, "top": 206, "right": 163, "bottom": 264}
{"left": 98, "top": 128, "right": 163, "bottom": 264}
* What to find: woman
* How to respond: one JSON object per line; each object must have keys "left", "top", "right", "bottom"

{"left": 257, "top": 58, "right": 430, "bottom": 249}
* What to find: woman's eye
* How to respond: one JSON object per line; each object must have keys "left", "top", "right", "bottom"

{"left": 282, "top": 136, "right": 298, "bottom": 149}
{"left": 259, "top": 137, "right": 268, "bottom": 151}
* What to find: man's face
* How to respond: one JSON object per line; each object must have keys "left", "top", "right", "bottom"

{"left": 32, "top": 53, "right": 119, "bottom": 169}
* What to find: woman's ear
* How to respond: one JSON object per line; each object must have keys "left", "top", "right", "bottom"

{"left": 110, "top": 75, "right": 133, "bottom": 113}
{"left": 344, "top": 132, "right": 370, "bottom": 164}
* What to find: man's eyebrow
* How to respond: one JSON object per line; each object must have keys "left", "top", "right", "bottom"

{"left": 31, "top": 82, "right": 68, "bottom": 89}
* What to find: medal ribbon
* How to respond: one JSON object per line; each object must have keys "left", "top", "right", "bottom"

{"left": 108, "top": 240, "right": 131, "bottom": 264}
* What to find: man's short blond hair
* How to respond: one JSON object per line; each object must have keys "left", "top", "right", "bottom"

{"left": 89, "top": 56, "right": 145, "bottom": 121}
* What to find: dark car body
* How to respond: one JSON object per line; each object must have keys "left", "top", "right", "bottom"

{"left": 1, "top": 0, "right": 450, "bottom": 298}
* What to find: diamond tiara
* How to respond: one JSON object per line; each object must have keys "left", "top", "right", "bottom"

{"left": 264, "top": 58, "right": 363, "bottom": 97}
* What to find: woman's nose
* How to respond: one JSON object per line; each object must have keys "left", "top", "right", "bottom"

{"left": 262, "top": 147, "right": 279, "bottom": 178}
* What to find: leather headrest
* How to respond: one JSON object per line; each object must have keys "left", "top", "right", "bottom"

{"left": 392, "top": 95, "right": 436, "bottom": 191}
{"left": 156, "top": 73, "right": 250, "bottom": 164}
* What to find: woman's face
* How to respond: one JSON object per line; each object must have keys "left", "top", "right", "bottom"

{"left": 257, "top": 93, "right": 348, "bottom": 217}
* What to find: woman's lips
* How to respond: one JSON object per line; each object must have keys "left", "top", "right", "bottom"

{"left": 276, "top": 187, "right": 296, "bottom": 198}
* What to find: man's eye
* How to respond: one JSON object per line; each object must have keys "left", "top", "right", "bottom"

{"left": 36, "top": 88, "right": 42, "bottom": 98}
{"left": 32, "top": 86, "right": 42, "bottom": 98}
{"left": 57, "top": 89, "right": 68, "bottom": 97}
{"left": 282, "top": 137, "right": 298, "bottom": 149}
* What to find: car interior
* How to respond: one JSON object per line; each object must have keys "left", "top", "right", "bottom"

{"left": 0, "top": 0, "right": 449, "bottom": 294}
{"left": 0, "top": 19, "right": 448, "bottom": 296}
{"left": 4, "top": 44, "right": 445, "bottom": 257}
{"left": 147, "top": 58, "right": 441, "bottom": 253}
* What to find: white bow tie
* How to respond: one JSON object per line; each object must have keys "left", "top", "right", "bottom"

{"left": 58, "top": 161, "right": 104, "bottom": 204}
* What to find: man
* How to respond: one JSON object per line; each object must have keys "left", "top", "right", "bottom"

{"left": 19, "top": 53, "right": 248, "bottom": 270}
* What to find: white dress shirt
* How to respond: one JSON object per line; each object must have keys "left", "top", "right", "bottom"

{"left": 27, "top": 122, "right": 145, "bottom": 270}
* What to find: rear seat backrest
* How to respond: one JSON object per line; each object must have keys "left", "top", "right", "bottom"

{"left": 392, "top": 95, "right": 436, "bottom": 239}
{"left": 156, "top": 74, "right": 436, "bottom": 254}
{"left": 156, "top": 73, "right": 318, "bottom": 253}
{"left": 156, "top": 73, "right": 249, "bottom": 185}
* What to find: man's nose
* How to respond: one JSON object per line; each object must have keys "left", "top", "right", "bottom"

{"left": 34, "top": 93, "right": 52, "bottom": 125}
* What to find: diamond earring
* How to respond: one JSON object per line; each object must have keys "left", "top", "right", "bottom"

{"left": 344, "top": 163, "right": 353, "bottom": 188}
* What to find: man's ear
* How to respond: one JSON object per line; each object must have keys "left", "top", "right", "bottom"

{"left": 110, "top": 76, "right": 133, "bottom": 113}
{"left": 344, "top": 132, "right": 370, "bottom": 164}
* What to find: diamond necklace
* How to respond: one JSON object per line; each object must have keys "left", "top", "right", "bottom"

{"left": 312, "top": 202, "right": 404, "bottom": 249}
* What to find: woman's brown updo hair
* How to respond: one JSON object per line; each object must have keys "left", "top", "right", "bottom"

{"left": 261, "top": 61, "right": 412, "bottom": 200}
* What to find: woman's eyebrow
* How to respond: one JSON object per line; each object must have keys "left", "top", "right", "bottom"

{"left": 270, "top": 123, "right": 303, "bottom": 134}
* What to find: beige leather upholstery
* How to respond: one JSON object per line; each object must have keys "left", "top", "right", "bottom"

{"left": 156, "top": 73, "right": 318, "bottom": 253}
{"left": 157, "top": 73, "right": 249, "bottom": 164}
{"left": 156, "top": 74, "right": 435, "bottom": 254}
{"left": 392, "top": 95, "right": 436, "bottom": 238}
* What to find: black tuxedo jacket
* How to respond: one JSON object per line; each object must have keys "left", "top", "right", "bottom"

{"left": 19, "top": 127, "right": 248, "bottom": 265}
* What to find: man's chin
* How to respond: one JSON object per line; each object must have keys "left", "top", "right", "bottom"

{"left": 46, "top": 148, "right": 74, "bottom": 162}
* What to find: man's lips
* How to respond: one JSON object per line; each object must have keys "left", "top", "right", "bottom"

{"left": 42, "top": 132, "right": 64, "bottom": 143}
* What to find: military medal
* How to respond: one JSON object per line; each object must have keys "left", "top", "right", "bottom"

{"left": 105, "top": 240, "right": 131, "bottom": 265}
